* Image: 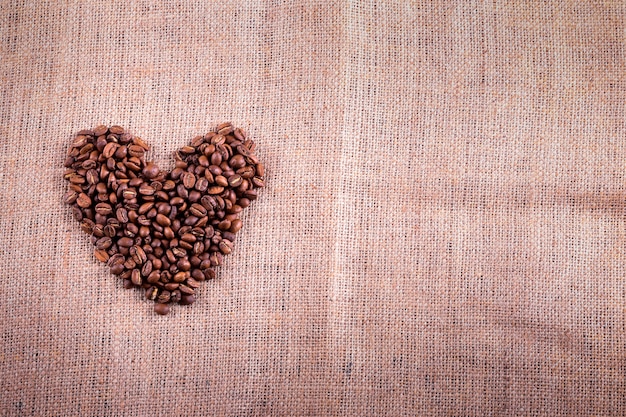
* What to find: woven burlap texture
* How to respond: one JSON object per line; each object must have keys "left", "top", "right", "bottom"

{"left": 1, "top": 1, "right": 625, "bottom": 416}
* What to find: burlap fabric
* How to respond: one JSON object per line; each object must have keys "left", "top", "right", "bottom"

{"left": 1, "top": 1, "right": 625, "bottom": 416}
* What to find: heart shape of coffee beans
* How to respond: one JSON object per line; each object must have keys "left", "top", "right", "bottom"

{"left": 63, "top": 123, "right": 264, "bottom": 315}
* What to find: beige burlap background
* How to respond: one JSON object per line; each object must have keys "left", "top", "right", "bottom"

{"left": 1, "top": 1, "right": 625, "bottom": 416}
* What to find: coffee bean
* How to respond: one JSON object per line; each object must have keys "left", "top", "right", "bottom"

{"left": 131, "top": 269, "right": 142, "bottom": 286}
{"left": 227, "top": 174, "right": 243, "bottom": 187}
{"left": 93, "top": 234, "right": 109, "bottom": 247}
{"left": 94, "top": 249, "right": 110, "bottom": 263}
{"left": 142, "top": 163, "right": 159, "bottom": 179}
{"left": 208, "top": 186, "right": 224, "bottom": 195}
{"left": 154, "top": 303, "right": 170, "bottom": 315}
{"left": 110, "top": 263, "right": 124, "bottom": 275}
{"left": 76, "top": 193, "right": 91, "bottom": 208}
{"left": 146, "top": 286, "right": 158, "bottom": 300}
{"left": 128, "top": 145, "right": 145, "bottom": 158}
{"left": 179, "top": 294, "right": 195, "bottom": 305}
{"left": 130, "top": 245, "right": 147, "bottom": 265}
{"left": 156, "top": 213, "right": 171, "bottom": 227}
{"left": 229, "top": 219, "right": 243, "bottom": 233}
{"left": 182, "top": 172, "right": 196, "bottom": 189}
{"left": 95, "top": 202, "right": 112, "bottom": 215}
{"left": 64, "top": 190, "right": 78, "bottom": 205}
{"left": 178, "top": 284, "right": 195, "bottom": 295}
{"left": 252, "top": 176, "right": 265, "bottom": 188}
{"left": 118, "top": 237, "right": 134, "bottom": 247}
{"left": 229, "top": 154, "right": 246, "bottom": 169}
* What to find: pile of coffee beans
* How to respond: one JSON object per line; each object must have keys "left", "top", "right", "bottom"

{"left": 63, "top": 123, "right": 264, "bottom": 315}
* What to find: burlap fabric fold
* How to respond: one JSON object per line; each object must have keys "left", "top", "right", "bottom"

{"left": 1, "top": 1, "right": 625, "bottom": 415}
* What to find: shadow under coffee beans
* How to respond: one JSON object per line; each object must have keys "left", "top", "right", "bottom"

{"left": 63, "top": 123, "right": 265, "bottom": 315}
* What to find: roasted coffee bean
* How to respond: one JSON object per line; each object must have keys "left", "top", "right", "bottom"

{"left": 95, "top": 202, "right": 112, "bottom": 215}
{"left": 179, "top": 294, "right": 195, "bottom": 305}
{"left": 173, "top": 271, "right": 187, "bottom": 283}
{"left": 131, "top": 269, "right": 142, "bottom": 286}
{"left": 208, "top": 186, "right": 224, "bottom": 195}
{"left": 130, "top": 245, "right": 147, "bottom": 265}
{"left": 157, "top": 290, "right": 171, "bottom": 303}
{"left": 156, "top": 213, "right": 171, "bottom": 227}
{"left": 118, "top": 237, "right": 134, "bottom": 247}
{"left": 143, "top": 163, "right": 159, "bottom": 179}
{"left": 76, "top": 193, "right": 91, "bottom": 208}
{"left": 182, "top": 172, "right": 196, "bottom": 189}
{"left": 64, "top": 190, "right": 78, "bottom": 205}
{"left": 146, "top": 286, "right": 158, "bottom": 300}
{"left": 94, "top": 249, "right": 110, "bottom": 263}
{"left": 170, "top": 290, "right": 182, "bottom": 303}
{"left": 95, "top": 237, "right": 113, "bottom": 250}
{"left": 147, "top": 270, "right": 161, "bottom": 284}
{"left": 154, "top": 303, "right": 170, "bottom": 315}
{"left": 110, "top": 263, "right": 124, "bottom": 275}
{"left": 178, "top": 284, "right": 195, "bottom": 295}
{"left": 218, "top": 239, "right": 233, "bottom": 255}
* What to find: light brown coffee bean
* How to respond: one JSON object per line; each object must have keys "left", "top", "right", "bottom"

{"left": 76, "top": 193, "right": 92, "bottom": 208}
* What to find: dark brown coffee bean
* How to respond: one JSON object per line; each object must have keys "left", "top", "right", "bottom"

{"left": 142, "top": 162, "right": 159, "bottom": 179}
{"left": 218, "top": 240, "right": 233, "bottom": 255}
{"left": 95, "top": 202, "right": 112, "bottom": 215}
{"left": 128, "top": 145, "right": 145, "bottom": 158}
{"left": 180, "top": 233, "right": 197, "bottom": 244}
{"left": 63, "top": 190, "right": 78, "bottom": 205}
{"left": 179, "top": 284, "right": 194, "bottom": 295}
{"left": 154, "top": 291, "right": 169, "bottom": 304}
{"left": 179, "top": 294, "right": 195, "bottom": 305}
{"left": 229, "top": 154, "right": 246, "bottom": 169}
{"left": 131, "top": 269, "right": 142, "bottom": 286}
{"left": 86, "top": 169, "right": 99, "bottom": 185}
{"left": 130, "top": 245, "right": 147, "bottom": 265}
{"left": 154, "top": 303, "right": 170, "bottom": 315}
{"left": 110, "top": 263, "right": 125, "bottom": 275}
{"left": 139, "top": 183, "right": 155, "bottom": 196}
{"left": 147, "top": 270, "right": 161, "bottom": 284}
{"left": 141, "top": 260, "right": 153, "bottom": 277}
{"left": 256, "top": 162, "right": 265, "bottom": 177}
{"left": 191, "top": 269, "right": 205, "bottom": 281}
{"left": 252, "top": 176, "right": 265, "bottom": 188}
{"left": 186, "top": 277, "right": 200, "bottom": 288}
{"left": 228, "top": 174, "right": 243, "bottom": 187}
{"left": 102, "top": 142, "right": 117, "bottom": 158}
{"left": 194, "top": 177, "right": 209, "bottom": 192}
{"left": 229, "top": 219, "right": 243, "bottom": 233}
{"left": 92, "top": 125, "right": 108, "bottom": 136}
{"left": 138, "top": 202, "right": 154, "bottom": 215}
{"left": 122, "top": 188, "right": 137, "bottom": 199}
{"left": 95, "top": 237, "right": 113, "bottom": 250}
{"left": 146, "top": 286, "right": 158, "bottom": 300}
{"left": 177, "top": 258, "right": 191, "bottom": 271}
{"left": 118, "top": 237, "right": 134, "bottom": 247}
{"left": 204, "top": 268, "right": 217, "bottom": 280}
{"left": 182, "top": 172, "right": 196, "bottom": 189}
{"left": 108, "top": 125, "right": 124, "bottom": 134}
{"left": 170, "top": 290, "right": 182, "bottom": 303}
